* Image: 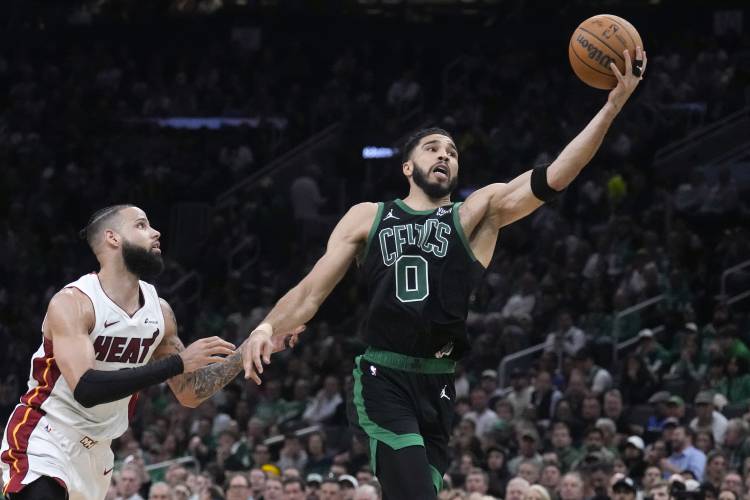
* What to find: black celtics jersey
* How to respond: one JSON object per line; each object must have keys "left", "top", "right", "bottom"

{"left": 360, "top": 199, "right": 485, "bottom": 359}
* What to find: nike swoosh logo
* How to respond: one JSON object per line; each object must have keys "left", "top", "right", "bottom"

{"left": 104, "top": 320, "right": 120, "bottom": 328}
{"left": 103, "top": 467, "right": 113, "bottom": 475}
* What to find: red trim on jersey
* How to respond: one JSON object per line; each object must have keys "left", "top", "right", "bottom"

{"left": 128, "top": 392, "right": 140, "bottom": 422}
{"left": 20, "top": 337, "right": 61, "bottom": 409}
{"left": 1, "top": 406, "right": 45, "bottom": 494}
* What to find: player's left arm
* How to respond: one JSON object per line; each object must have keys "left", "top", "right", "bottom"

{"left": 463, "top": 47, "right": 647, "bottom": 231}
{"left": 152, "top": 299, "right": 302, "bottom": 408}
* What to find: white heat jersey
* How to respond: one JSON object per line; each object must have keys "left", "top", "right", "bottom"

{"left": 20, "top": 273, "right": 165, "bottom": 441}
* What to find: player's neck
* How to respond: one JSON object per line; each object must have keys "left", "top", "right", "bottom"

{"left": 98, "top": 263, "right": 142, "bottom": 315}
{"left": 402, "top": 190, "right": 451, "bottom": 211}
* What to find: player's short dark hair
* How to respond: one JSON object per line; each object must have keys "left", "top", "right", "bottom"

{"left": 401, "top": 127, "right": 455, "bottom": 163}
{"left": 79, "top": 204, "right": 135, "bottom": 250}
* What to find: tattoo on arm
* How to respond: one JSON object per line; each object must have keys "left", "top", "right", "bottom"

{"left": 155, "top": 305, "right": 247, "bottom": 403}
{"left": 183, "top": 350, "right": 244, "bottom": 399}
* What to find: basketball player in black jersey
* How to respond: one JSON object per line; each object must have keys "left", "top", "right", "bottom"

{"left": 242, "top": 48, "right": 647, "bottom": 498}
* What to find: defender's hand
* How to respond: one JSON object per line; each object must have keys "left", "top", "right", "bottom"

{"left": 608, "top": 46, "right": 647, "bottom": 111}
{"left": 242, "top": 325, "right": 305, "bottom": 384}
{"left": 179, "top": 336, "right": 236, "bottom": 373}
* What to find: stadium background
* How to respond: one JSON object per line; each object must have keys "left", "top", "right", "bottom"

{"left": 1, "top": 0, "right": 749, "bottom": 498}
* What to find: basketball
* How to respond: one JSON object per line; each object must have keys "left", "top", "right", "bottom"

{"left": 568, "top": 14, "right": 644, "bottom": 89}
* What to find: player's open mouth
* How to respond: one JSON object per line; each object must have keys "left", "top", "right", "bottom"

{"left": 432, "top": 164, "right": 449, "bottom": 180}
{"left": 152, "top": 242, "right": 161, "bottom": 253}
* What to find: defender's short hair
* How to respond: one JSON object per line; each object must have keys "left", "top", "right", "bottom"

{"left": 79, "top": 204, "right": 134, "bottom": 249}
{"left": 401, "top": 127, "right": 455, "bottom": 163}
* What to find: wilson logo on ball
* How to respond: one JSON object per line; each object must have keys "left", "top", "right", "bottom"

{"left": 576, "top": 34, "right": 616, "bottom": 69}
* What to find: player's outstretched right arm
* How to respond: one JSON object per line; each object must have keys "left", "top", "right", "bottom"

{"left": 47, "top": 288, "right": 234, "bottom": 408}
{"left": 241, "top": 202, "right": 377, "bottom": 383}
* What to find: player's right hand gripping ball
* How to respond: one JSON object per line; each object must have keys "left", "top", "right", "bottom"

{"left": 569, "top": 14, "right": 644, "bottom": 89}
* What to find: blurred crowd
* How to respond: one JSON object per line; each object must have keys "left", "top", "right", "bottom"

{"left": 2, "top": 7, "right": 750, "bottom": 500}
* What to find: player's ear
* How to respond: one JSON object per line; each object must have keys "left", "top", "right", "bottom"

{"left": 104, "top": 229, "right": 121, "bottom": 248}
{"left": 402, "top": 160, "right": 413, "bottom": 177}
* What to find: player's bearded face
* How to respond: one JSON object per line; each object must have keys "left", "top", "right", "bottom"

{"left": 411, "top": 159, "right": 458, "bottom": 199}
{"left": 121, "top": 239, "right": 164, "bottom": 279}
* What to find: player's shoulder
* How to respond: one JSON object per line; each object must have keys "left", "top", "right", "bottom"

{"left": 50, "top": 286, "right": 92, "bottom": 310}
{"left": 335, "top": 202, "right": 380, "bottom": 242}
{"left": 348, "top": 201, "right": 380, "bottom": 217}
{"left": 344, "top": 202, "right": 380, "bottom": 226}
{"left": 46, "top": 287, "right": 96, "bottom": 331}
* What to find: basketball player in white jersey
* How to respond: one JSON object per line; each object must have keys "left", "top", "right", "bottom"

{"left": 0, "top": 205, "right": 302, "bottom": 500}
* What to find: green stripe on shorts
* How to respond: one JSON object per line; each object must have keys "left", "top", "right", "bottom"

{"left": 429, "top": 464, "right": 443, "bottom": 493}
{"left": 362, "top": 348, "right": 455, "bottom": 374}
{"left": 352, "top": 356, "right": 424, "bottom": 466}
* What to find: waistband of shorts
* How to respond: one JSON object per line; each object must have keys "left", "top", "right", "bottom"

{"left": 42, "top": 414, "right": 112, "bottom": 449}
{"left": 362, "top": 347, "right": 455, "bottom": 374}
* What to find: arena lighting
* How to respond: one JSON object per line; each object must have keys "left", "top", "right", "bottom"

{"left": 362, "top": 146, "right": 398, "bottom": 159}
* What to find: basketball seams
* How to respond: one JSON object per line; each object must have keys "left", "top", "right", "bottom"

{"left": 599, "top": 15, "right": 639, "bottom": 50}
{"left": 568, "top": 41, "right": 615, "bottom": 78}
{"left": 577, "top": 26, "right": 625, "bottom": 62}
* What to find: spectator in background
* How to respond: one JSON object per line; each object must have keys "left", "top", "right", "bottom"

{"left": 531, "top": 370, "right": 563, "bottom": 426}
{"left": 603, "top": 389, "right": 628, "bottom": 432}
{"left": 303, "top": 375, "right": 343, "bottom": 425}
{"left": 524, "top": 484, "right": 552, "bottom": 500}
{"left": 691, "top": 391, "right": 728, "bottom": 444}
{"left": 642, "top": 466, "right": 663, "bottom": 491}
{"left": 720, "top": 473, "right": 744, "bottom": 500}
{"left": 264, "top": 477, "right": 284, "bottom": 500}
{"left": 622, "top": 436, "right": 647, "bottom": 482}
{"left": 700, "top": 167, "right": 739, "bottom": 217}
{"left": 320, "top": 478, "right": 343, "bottom": 500}
{"left": 666, "top": 396, "right": 687, "bottom": 423}
{"left": 479, "top": 369, "right": 504, "bottom": 405}
{"left": 695, "top": 430, "right": 717, "bottom": 455}
{"left": 559, "top": 472, "right": 585, "bottom": 500}
{"left": 722, "top": 419, "right": 750, "bottom": 471}
{"left": 663, "top": 426, "right": 706, "bottom": 481}
{"left": 645, "top": 391, "right": 672, "bottom": 440}
{"left": 647, "top": 481, "right": 670, "bottom": 500}
{"left": 147, "top": 482, "right": 171, "bottom": 500}
{"left": 704, "top": 451, "right": 728, "bottom": 491}
{"left": 278, "top": 434, "right": 309, "bottom": 472}
{"left": 540, "top": 463, "right": 562, "bottom": 493}
{"left": 117, "top": 464, "right": 145, "bottom": 500}
{"left": 619, "top": 353, "right": 658, "bottom": 405}
{"left": 545, "top": 310, "right": 586, "bottom": 358}
{"left": 465, "top": 468, "right": 490, "bottom": 495}
{"left": 304, "top": 431, "right": 333, "bottom": 476}
{"left": 386, "top": 69, "right": 421, "bottom": 112}
{"left": 574, "top": 348, "right": 613, "bottom": 396}
{"left": 506, "top": 477, "right": 531, "bottom": 500}
{"left": 283, "top": 477, "right": 307, "bottom": 500}
{"left": 581, "top": 396, "right": 603, "bottom": 430}
{"left": 290, "top": 163, "right": 326, "bottom": 220}
{"left": 249, "top": 468, "right": 267, "bottom": 499}
{"left": 353, "top": 484, "right": 379, "bottom": 500}
{"left": 508, "top": 427, "right": 543, "bottom": 475}
{"left": 225, "top": 473, "right": 251, "bottom": 500}
{"left": 611, "top": 476, "right": 638, "bottom": 500}
{"left": 465, "top": 387, "right": 500, "bottom": 439}
{"left": 506, "top": 368, "right": 534, "bottom": 419}
{"left": 518, "top": 459, "right": 542, "bottom": 485}
{"left": 716, "top": 327, "right": 750, "bottom": 365}
{"left": 502, "top": 272, "right": 538, "bottom": 320}
{"left": 665, "top": 333, "right": 706, "bottom": 385}
{"left": 716, "top": 357, "right": 750, "bottom": 404}
{"left": 551, "top": 422, "right": 581, "bottom": 473}
{"left": 486, "top": 446, "right": 510, "bottom": 498}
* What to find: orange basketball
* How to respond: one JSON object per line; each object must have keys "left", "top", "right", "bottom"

{"left": 568, "top": 14, "right": 644, "bottom": 90}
